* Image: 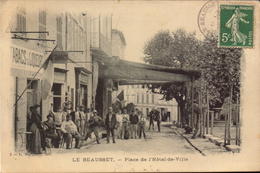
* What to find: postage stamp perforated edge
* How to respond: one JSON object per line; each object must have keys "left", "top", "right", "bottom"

{"left": 217, "top": 2, "right": 255, "bottom": 49}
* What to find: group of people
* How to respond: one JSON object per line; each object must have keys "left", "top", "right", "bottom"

{"left": 27, "top": 104, "right": 104, "bottom": 154}
{"left": 148, "top": 108, "right": 161, "bottom": 132}
{"left": 26, "top": 104, "right": 159, "bottom": 154}
{"left": 115, "top": 108, "right": 147, "bottom": 140}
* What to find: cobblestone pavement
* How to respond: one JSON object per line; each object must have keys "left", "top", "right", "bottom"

{"left": 51, "top": 122, "right": 230, "bottom": 155}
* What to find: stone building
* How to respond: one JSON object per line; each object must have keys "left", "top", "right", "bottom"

{"left": 112, "top": 29, "right": 126, "bottom": 59}
{"left": 9, "top": 8, "right": 95, "bottom": 152}
{"left": 123, "top": 85, "right": 178, "bottom": 121}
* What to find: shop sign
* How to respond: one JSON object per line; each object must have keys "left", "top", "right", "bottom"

{"left": 11, "top": 46, "right": 44, "bottom": 68}
{"left": 80, "top": 73, "right": 89, "bottom": 85}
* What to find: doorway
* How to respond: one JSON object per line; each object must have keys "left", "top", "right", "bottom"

{"left": 26, "top": 79, "right": 38, "bottom": 150}
{"left": 80, "top": 84, "right": 88, "bottom": 108}
{"left": 52, "top": 83, "right": 62, "bottom": 112}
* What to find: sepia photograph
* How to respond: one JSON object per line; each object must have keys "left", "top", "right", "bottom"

{"left": 0, "top": 0, "right": 259, "bottom": 172}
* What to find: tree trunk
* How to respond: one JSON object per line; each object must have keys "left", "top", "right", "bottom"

{"left": 179, "top": 102, "right": 187, "bottom": 127}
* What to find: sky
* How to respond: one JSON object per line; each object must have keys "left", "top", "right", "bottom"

{"left": 40, "top": 0, "right": 207, "bottom": 63}
{"left": 110, "top": 1, "right": 206, "bottom": 62}
{"left": 4, "top": 0, "right": 209, "bottom": 63}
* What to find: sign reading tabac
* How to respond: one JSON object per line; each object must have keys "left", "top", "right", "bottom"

{"left": 219, "top": 5, "right": 254, "bottom": 48}
{"left": 11, "top": 46, "right": 44, "bottom": 68}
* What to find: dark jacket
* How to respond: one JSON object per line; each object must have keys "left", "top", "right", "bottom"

{"left": 43, "top": 121, "right": 56, "bottom": 135}
{"left": 130, "top": 114, "right": 139, "bottom": 124}
{"left": 89, "top": 115, "right": 103, "bottom": 128}
{"left": 31, "top": 112, "right": 43, "bottom": 129}
{"left": 70, "top": 111, "right": 76, "bottom": 123}
{"left": 105, "top": 113, "right": 117, "bottom": 129}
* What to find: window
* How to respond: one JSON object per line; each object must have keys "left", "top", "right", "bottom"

{"left": 146, "top": 94, "right": 149, "bottom": 104}
{"left": 52, "top": 83, "right": 62, "bottom": 112}
{"left": 39, "top": 11, "right": 47, "bottom": 47}
{"left": 142, "top": 94, "right": 144, "bottom": 104}
{"left": 27, "top": 80, "right": 38, "bottom": 116}
{"left": 56, "top": 16, "right": 63, "bottom": 50}
{"left": 16, "top": 8, "right": 26, "bottom": 36}
{"left": 152, "top": 94, "right": 155, "bottom": 104}
{"left": 137, "top": 94, "right": 140, "bottom": 104}
{"left": 27, "top": 80, "right": 38, "bottom": 90}
{"left": 80, "top": 85, "right": 88, "bottom": 108}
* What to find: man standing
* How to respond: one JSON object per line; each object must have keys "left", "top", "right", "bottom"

{"left": 129, "top": 109, "right": 139, "bottom": 139}
{"left": 138, "top": 113, "right": 146, "bottom": 139}
{"left": 79, "top": 106, "right": 86, "bottom": 136}
{"left": 154, "top": 109, "right": 161, "bottom": 132}
{"left": 151, "top": 108, "right": 161, "bottom": 132}
{"left": 105, "top": 107, "right": 117, "bottom": 143}
{"left": 148, "top": 109, "right": 155, "bottom": 131}
{"left": 74, "top": 106, "right": 81, "bottom": 133}
{"left": 84, "top": 110, "right": 102, "bottom": 144}
{"left": 121, "top": 108, "right": 130, "bottom": 139}
{"left": 60, "top": 107, "right": 67, "bottom": 122}
{"left": 61, "top": 115, "right": 81, "bottom": 149}
{"left": 116, "top": 109, "right": 123, "bottom": 139}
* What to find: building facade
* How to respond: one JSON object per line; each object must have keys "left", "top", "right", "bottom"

{"left": 122, "top": 85, "right": 178, "bottom": 121}
{"left": 112, "top": 29, "right": 126, "bottom": 59}
{"left": 110, "top": 29, "right": 177, "bottom": 120}
{"left": 9, "top": 8, "right": 95, "bottom": 152}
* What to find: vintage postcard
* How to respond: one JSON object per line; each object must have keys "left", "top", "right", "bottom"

{"left": 0, "top": 0, "right": 259, "bottom": 172}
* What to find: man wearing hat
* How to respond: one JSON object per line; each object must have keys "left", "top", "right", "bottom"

{"left": 79, "top": 105, "right": 87, "bottom": 136}
{"left": 84, "top": 109, "right": 102, "bottom": 144}
{"left": 43, "top": 114, "right": 60, "bottom": 148}
{"left": 153, "top": 108, "right": 161, "bottom": 132}
{"left": 105, "top": 107, "right": 117, "bottom": 143}
{"left": 74, "top": 106, "right": 82, "bottom": 133}
{"left": 148, "top": 108, "right": 155, "bottom": 131}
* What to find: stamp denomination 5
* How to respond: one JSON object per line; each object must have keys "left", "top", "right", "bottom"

{"left": 219, "top": 4, "right": 254, "bottom": 48}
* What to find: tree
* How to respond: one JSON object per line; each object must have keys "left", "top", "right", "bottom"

{"left": 143, "top": 29, "right": 241, "bottom": 125}
{"left": 144, "top": 29, "right": 201, "bottom": 69}
{"left": 199, "top": 33, "right": 241, "bottom": 106}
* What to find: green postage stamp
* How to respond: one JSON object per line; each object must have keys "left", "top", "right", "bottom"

{"left": 219, "top": 4, "right": 254, "bottom": 48}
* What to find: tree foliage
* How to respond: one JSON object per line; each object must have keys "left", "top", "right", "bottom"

{"left": 143, "top": 29, "right": 241, "bottom": 109}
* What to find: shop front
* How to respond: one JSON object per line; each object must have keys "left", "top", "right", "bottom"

{"left": 10, "top": 45, "right": 45, "bottom": 152}
{"left": 75, "top": 67, "right": 92, "bottom": 109}
{"left": 51, "top": 68, "right": 67, "bottom": 112}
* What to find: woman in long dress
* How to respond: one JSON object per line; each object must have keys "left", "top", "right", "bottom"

{"left": 29, "top": 105, "right": 44, "bottom": 154}
{"left": 225, "top": 8, "right": 249, "bottom": 45}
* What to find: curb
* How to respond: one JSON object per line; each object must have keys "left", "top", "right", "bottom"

{"left": 224, "top": 145, "right": 240, "bottom": 153}
{"left": 203, "top": 134, "right": 240, "bottom": 153}
{"left": 171, "top": 126, "right": 240, "bottom": 154}
{"left": 170, "top": 126, "right": 206, "bottom": 156}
